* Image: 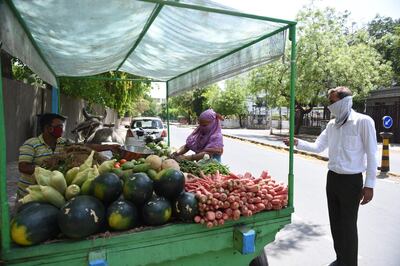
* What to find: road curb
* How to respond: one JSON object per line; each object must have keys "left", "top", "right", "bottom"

{"left": 223, "top": 134, "right": 400, "bottom": 177}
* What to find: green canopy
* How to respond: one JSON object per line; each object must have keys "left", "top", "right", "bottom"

{"left": 0, "top": 0, "right": 295, "bottom": 95}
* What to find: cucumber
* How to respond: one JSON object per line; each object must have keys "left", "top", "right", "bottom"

{"left": 132, "top": 163, "right": 151, "bottom": 173}
{"left": 147, "top": 169, "right": 158, "bottom": 181}
{"left": 121, "top": 161, "right": 135, "bottom": 170}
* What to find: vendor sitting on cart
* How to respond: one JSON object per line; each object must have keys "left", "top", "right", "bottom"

{"left": 17, "top": 113, "right": 119, "bottom": 199}
{"left": 172, "top": 109, "right": 224, "bottom": 162}
{"left": 17, "top": 113, "right": 68, "bottom": 198}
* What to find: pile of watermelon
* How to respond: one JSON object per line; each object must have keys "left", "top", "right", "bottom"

{"left": 10, "top": 155, "right": 199, "bottom": 246}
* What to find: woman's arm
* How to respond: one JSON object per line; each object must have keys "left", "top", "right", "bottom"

{"left": 172, "top": 145, "right": 189, "bottom": 156}
{"left": 201, "top": 147, "right": 223, "bottom": 155}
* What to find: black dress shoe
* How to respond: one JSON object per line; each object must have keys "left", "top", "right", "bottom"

{"left": 328, "top": 261, "right": 338, "bottom": 266}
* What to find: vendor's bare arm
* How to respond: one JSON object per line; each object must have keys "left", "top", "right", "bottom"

{"left": 18, "top": 162, "right": 35, "bottom": 175}
{"left": 201, "top": 147, "right": 223, "bottom": 155}
{"left": 174, "top": 145, "right": 189, "bottom": 156}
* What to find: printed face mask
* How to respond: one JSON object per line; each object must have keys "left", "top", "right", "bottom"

{"left": 51, "top": 126, "right": 64, "bottom": 138}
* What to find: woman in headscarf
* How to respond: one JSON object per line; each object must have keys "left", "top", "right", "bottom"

{"left": 172, "top": 109, "right": 224, "bottom": 162}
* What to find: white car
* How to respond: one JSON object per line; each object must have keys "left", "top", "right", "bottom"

{"left": 125, "top": 117, "right": 167, "bottom": 146}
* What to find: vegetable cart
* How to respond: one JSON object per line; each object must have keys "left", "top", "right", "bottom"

{"left": 0, "top": 0, "right": 297, "bottom": 265}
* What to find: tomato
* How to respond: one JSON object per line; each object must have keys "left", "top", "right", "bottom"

{"left": 119, "top": 159, "right": 127, "bottom": 165}
{"left": 114, "top": 162, "right": 121, "bottom": 168}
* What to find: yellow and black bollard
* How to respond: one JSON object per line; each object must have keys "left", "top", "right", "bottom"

{"left": 379, "top": 132, "right": 393, "bottom": 173}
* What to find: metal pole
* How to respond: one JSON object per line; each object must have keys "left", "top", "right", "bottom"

{"left": 166, "top": 82, "right": 170, "bottom": 146}
{"left": 0, "top": 47, "right": 11, "bottom": 253}
{"left": 288, "top": 25, "right": 297, "bottom": 208}
{"left": 51, "top": 86, "right": 59, "bottom": 114}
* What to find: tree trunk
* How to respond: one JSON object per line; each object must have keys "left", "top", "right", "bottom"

{"left": 1, "top": 50, "right": 13, "bottom": 79}
{"left": 294, "top": 109, "right": 303, "bottom": 135}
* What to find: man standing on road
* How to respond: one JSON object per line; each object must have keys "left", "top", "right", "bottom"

{"left": 284, "top": 86, "right": 378, "bottom": 266}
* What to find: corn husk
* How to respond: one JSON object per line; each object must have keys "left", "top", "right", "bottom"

{"left": 34, "top": 167, "right": 52, "bottom": 186}
{"left": 79, "top": 150, "right": 95, "bottom": 172}
{"left": 72, "top": 167, "right": 98, "bottom": 187}
{"left": 49, "top": 170, "right": 67, "bottom": 194}
{"left": 18, "top": 185, "right": 45, "bottom": 204}
{"left": 65, "top": 167, "right": 80, "bottom": 185}
{"left": 65, "top": 184, "right": 80, "bottom": 200}
{"left": 40, "top": 185, "right": 65, "bottom": 208}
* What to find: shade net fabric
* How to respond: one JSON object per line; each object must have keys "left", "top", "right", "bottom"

{"left": 4, "top": 0, "right": 290, "bottom": 95}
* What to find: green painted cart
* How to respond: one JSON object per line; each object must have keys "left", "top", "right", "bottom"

{"left": 0, "top": 0, "right": 297, "bottom": 265}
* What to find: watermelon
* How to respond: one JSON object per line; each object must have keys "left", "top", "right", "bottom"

{"left": 106, "top": 200, "right": 138, "bottom": 231}
{"left": 154, "top": 169, "right": 185, "bottom": 200}
{"left": 11, "top": 203, "right": 59, "bottom": 246}
{"left": 58, "top": 195, "right": 105, "bottom": 239}
{"left": 173, "top": 192, "right": 199, "bottom": 222}
{"left": 90, "top": 173, "right": 122, "bottom": 205}
{"left": 123, "top": 173, "right": 153, "bottom": 206}
{"left": 142, "top": 196, "right": 172, "bottom": 226}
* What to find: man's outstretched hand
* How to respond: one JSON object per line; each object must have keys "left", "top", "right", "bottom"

{"left": 283, "top": 138, "right": 298, "bottom": 146}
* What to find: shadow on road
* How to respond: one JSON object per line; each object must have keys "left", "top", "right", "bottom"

{"left": 266, "top": 221, "right": 326, "bottom": 258}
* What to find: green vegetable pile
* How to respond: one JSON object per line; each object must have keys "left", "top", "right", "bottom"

{"left": 179, "top": 160, "right": 202, "bottom": 176}
{"left": 179, "top": 159, "right": 230, "bottom": 176}
{"left": 199, "top": 159, "right": 230, "bottom": 175}
{"left": 146, "top": 141, "right": 171, "bottom": 157}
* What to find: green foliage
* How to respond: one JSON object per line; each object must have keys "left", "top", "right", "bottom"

{"left": 60, "top": 72, "right": 151, "bottom": 117}
{"left": 12, "top": 59, "right": 46, "bottom": 89}
{"left": 204, "top": 78, "right": 248, "bottom": 117}
{"left": 168, "top": 86, "right": 210, "bottom": 123}
{"left": 367, "top": 16, "right": 400, "bottom": 82}
{"left": 248, "top": 5, "right": 393, "bottom": 109}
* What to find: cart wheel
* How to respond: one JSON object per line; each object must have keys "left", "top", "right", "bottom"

{"left": 249, "top": 252, "right": 269, "bottom": 266}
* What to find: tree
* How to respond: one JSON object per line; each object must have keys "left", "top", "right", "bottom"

{"left": 204, "top": 78, "right": 249, "bottom": 127}
{"left": 248, "top": 5, "right": 393, "bottom": 134}
{"left": 168, "top": 86, "right": 212, "bottom": 124}
{"left": 60, "top": 72, "right": 151, "bottom": 117}
{"left": 367, "top": 16, "right": 400, "bottom": 83}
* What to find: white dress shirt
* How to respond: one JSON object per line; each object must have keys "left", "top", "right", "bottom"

{"left": 297, "top": 110, "right": 378, "bottom": 188}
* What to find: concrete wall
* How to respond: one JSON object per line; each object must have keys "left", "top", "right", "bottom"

{"left": 2, "top": 78, "right": 118, "bottom": 162}
{"left": 3, "top": 78, "right": 52, "bottom": 162}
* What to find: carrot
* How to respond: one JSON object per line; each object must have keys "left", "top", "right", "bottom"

{"left": 230, "top": 202, "right": 239, "bottom": 210}
{"left": 215, "top": 211, "right": 223, "bottom": 220}
{"left": 206, "top": 211, "right": 216, "bottom": 221}
{"left": 233, "top": 210, "right": 241, "bottom": 220}
{"left": 223, "top": 201, "right": 231, "bottom": 209}
{"left": 256, "top": 203, "right": 266, "bottom": 211}
{"left": 271, "top": 199, "right": 281, "bottom": 205}
{"left": 194, "top": 216, "right": 201, "bottom": 223}
{"left": 206, "top": 222, "right": 214, "bottom": 228}
{"left": 218, "top": 219, "right": 225, "bottom": 225}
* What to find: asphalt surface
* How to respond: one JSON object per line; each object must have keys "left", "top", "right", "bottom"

{"left": 221, "top": 128, "right": 400, "bottom": 177}
{"left": 171, "top": 126, "right": 400, "bottom": 266}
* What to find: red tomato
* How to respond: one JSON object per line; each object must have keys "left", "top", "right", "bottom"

{"left": 119, "top": 159, "right": 127, "bottom": 165}
{"left": 114, "top": 162, "right": 121, "bottom": 168}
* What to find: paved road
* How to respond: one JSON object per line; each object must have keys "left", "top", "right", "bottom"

{"left": 221, "top": 128, "right": 400, "bottom": 176}
{"left": 170, "top": 125, "right": 400, "bottom": 266}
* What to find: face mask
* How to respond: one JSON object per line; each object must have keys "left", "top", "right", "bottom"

{"left": 328, "top": 96, "right": 353, "bottom": 126}
{"left": 51, "top": 126, "right": 63, "bottom": 138}
{"left": 199, "top": 124, "right": 212, "bottom": 134}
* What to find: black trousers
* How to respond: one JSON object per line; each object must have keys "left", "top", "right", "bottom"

{"left": 326, "top": 170, "right": 363, "bottom": 266}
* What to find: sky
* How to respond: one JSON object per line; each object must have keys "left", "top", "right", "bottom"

{"left": 150, "top": 0, "right": 400, "bottom": 98}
